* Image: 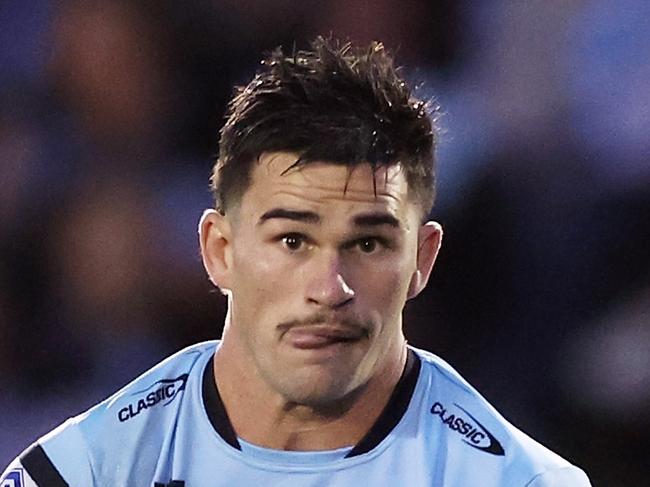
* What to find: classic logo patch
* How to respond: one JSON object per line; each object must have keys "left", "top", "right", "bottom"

{"left": 431, "top": 401, "right": 505, "bottom": 456}
{"left": 1, "top": 468, "right": 24, "bottom": 487}
{"left": 118, "top": 374, "right": 189, "bottom": 422}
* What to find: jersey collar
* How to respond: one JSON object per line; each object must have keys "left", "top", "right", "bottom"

{"left": 201, "top": 348, "right": 421, "bottom": 457}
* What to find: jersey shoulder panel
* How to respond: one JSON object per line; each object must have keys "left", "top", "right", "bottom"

{"left": 39, "top": 340, "right": 218, "bottom": 485}
{"left": 410, "top": 346, "right": 591, "bottom": 486}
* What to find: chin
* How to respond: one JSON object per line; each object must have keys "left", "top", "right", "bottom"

{"left": 274, "top": 374, "right": 365, "bottom": 411}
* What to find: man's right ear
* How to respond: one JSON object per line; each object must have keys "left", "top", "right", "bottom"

{"left": 199, "top": 209, "right": 233, "bottom": 291}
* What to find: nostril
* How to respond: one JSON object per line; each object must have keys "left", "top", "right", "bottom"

{"left": 333, "top": 295, "right": 354, "bottom": 310}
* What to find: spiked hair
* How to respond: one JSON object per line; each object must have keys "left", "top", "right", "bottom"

{"left": 211, "top": 36, "right": 439, "bottom": 217}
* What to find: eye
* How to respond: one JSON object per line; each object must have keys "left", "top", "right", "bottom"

{"left": 356, "top": 237, "right": 382, "bottom": 254}
{"left": 280, "top": 233, "right": 306, "bottom": 252}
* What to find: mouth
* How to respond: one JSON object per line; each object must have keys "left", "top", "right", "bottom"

{"left": 282, "top": 324, "right": 366, "bottom": 350}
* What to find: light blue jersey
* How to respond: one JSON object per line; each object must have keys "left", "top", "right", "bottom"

{"left": 2, "top": 341, "right": 591, "bottom": 486}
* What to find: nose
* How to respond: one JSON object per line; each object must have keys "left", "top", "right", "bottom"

{"left": 305, "top": 253, "right": 355, "bottom": 309}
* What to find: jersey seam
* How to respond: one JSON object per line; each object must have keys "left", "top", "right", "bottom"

{"left": 76, "top": 422, "right": 98, "bottom": 484}
{"left": 523, "top": 466, "right": 579, "bottom": 487}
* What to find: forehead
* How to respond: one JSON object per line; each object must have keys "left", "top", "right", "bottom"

{"left": 240, "top": 152, "right": 412, "bottom": 215}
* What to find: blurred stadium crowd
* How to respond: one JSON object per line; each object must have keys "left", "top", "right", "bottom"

{"left": 1, "top": 1, "right": 648, "bottom": 484}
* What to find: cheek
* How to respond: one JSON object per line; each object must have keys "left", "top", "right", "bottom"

{"left": 355, "top": 258, "right": 413, "bottom": 312}
{"left": 229, "top": 249, "right": 291, "bottom": 351}
{"left": 231, "top": 242, "right": 297, "bottom": 312}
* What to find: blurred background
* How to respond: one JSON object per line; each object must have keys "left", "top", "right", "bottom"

{"left": 1, "top": 0, "right": 648, "bottom": 484}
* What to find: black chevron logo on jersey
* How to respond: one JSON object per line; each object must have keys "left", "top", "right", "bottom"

{"left": 117, "top": 374, "right": 189, "bottom": 422}
{"left": 431, "top": 401, "right": 505, "bottom": 456}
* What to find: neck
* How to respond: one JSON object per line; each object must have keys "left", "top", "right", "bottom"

{"left": 213, "top": 325, "right": 408, "bottom": 451}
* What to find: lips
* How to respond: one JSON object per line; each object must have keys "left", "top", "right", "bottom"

{"left": 283, "top": 325, "right": 365, "bottom": 350}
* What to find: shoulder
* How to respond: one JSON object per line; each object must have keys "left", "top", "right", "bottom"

{"left": 2, "top": 341, "right": 218, "bottom": 486}
{"left": 78, "top": 340, "right": 216, "bottom": 429}
{"left": 409, "top": 346, "right": 592, "bottom": 486}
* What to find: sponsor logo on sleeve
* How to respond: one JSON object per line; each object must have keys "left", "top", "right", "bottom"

{"left": 430, "top": 401, "right": 505, "bottom": 456}
{"left": 118, "top": 374, "right": 189, "bottom": 422}
{"left": 1, "top": 468, "right": 24, "bottom": 487}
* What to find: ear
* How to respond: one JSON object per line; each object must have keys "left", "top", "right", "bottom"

{"left": 199, "top": 209, "right": 233, "bottom": 292}
{"left": 407, "top": 221, "right": 443, "bottom": 300}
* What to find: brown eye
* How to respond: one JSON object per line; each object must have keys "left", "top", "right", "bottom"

{"left": 281, "top": 234, "right": 305, "bottom": 252}
{"left": 357, "top": 238, "right": 378, "bottom": 253}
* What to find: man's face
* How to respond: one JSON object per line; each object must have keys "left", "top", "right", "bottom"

{"left": 201, "top": 152, "right": 441, "bottom": 407}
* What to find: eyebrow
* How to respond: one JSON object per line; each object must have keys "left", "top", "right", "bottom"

{"left": 258, "top": 208, "right": 401, "bottom": 228}
{"left": 258, "top": 208, "right": 320, "bottom": 225}
{"left": 353, "top": 212, "right": 401, "bottom": 228}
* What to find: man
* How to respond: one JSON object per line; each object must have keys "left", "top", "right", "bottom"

{"left": 2, "top": 37, "right": 591, "bottom": 486}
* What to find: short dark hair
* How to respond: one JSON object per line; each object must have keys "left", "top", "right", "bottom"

{"left": 211, "top": 36, "right": 439, "bottom": 218}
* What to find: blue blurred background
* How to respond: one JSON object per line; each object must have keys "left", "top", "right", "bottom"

{"left": 1, "top": 1, "right": 649, "bottom": 484}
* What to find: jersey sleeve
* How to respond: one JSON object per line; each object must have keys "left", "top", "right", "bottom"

{"left": 525, "top": 466, "right": 592, "bottom": 487}
{"left": 1, "top": 444, "right": 68, "bottom": 487}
